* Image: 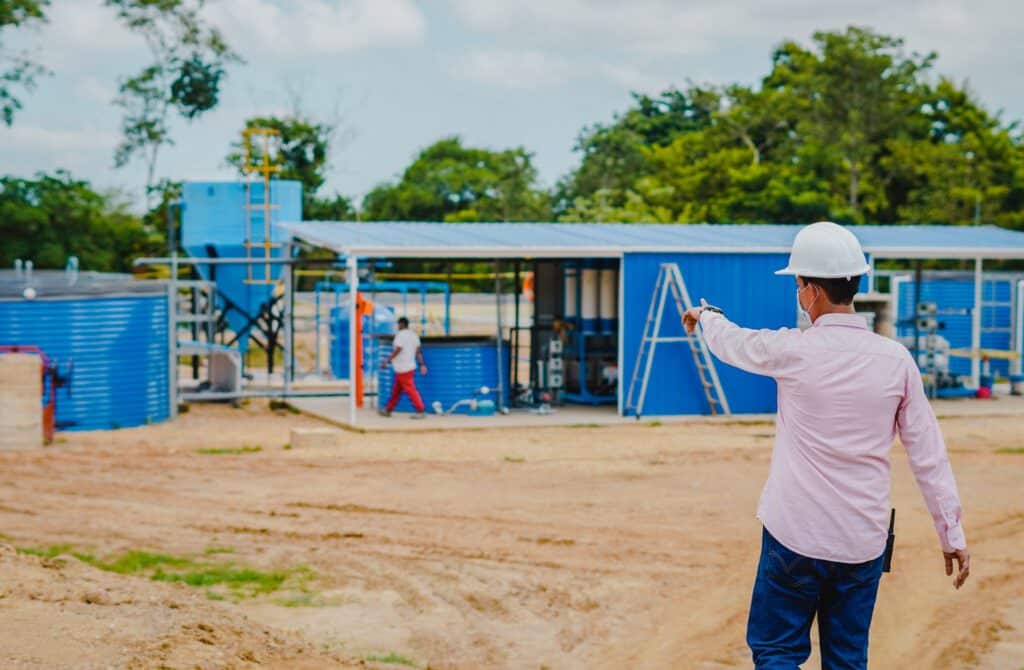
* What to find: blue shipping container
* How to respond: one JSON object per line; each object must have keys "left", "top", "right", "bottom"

{"left": 621, "top": 252, "right": 794, "bottom": 415}
{"left": 0, "top": 295, "right": 170, "bottom": 431}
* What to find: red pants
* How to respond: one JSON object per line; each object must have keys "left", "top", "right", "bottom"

{"left": 386, "top": 370, "right": 424, "bottom": 413}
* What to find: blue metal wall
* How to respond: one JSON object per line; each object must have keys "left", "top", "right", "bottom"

{"left": 0, "top": 295, "right": 170, "bottom": 431}
{"left": 377, "top": 338, "right": 511, "bottom": 413}
{"left": 622, "top": 252, "right": 794, "bottom": 415}
{"left": 896, "top": 277, "right": 1014, "bottom": 376}
{"left": 181, "top": 181, "right": 302, "bottom": 350}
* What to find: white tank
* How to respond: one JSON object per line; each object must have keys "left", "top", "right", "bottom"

{"left": 581, "top": 263, "right": 599, "bottom": 332}
{"left": 564, "top": 266, "right": 578, "bottom": 319}
{"left": 599, "top": 264, "right": 617, "bottom": 333}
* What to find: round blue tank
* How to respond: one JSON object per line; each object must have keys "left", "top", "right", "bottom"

{"left": 329, "top": 304, "right": 397, "bottom": 379}
{"left": 377, "top": 336, "right": 510, "bottom": 414}
{"left": 0, "top": 271, "right": 170, "bottom": 431}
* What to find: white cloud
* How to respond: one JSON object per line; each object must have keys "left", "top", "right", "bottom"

{"left": 453, "top": 50, "right": 576, "bottom": 89}
{"left": 2, "top": 125, "right": 119, "bottom": 153}
{"left": 598, "top": 64, "right": 679, "bottom": 95}
{"left": 207, "top": 0, "right": 427, "bottom": 59}
{"left": 74, "top": 77, "right": 116, "bottom": 105}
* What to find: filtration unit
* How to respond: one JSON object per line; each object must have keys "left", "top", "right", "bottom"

{"left": 0, "top": 269, "right": 171, "bottom": 431}
{"left": 892, "top": 272, "right": 1023, "bottom": 377}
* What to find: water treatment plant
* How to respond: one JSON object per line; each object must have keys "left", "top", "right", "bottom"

{"left": 6, "top": 168, "right": 1024, "bottom": 434}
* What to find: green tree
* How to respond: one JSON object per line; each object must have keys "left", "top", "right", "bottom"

{"left": 0, "top": 171, "right": 164, "bottom": 271}
{"left": 363, "top": 136, "right": 550, "bottom": 222}
{"left": 226, "top": 114, "right": 356, "bottom": 220}
{"left": 0, "top": 0, "right": 49, "bottom": 125}
{"left": 109, "top": 0, "right": 239, "bottom": 206}
{"left": 554, "top": 86, "right": 719, "bottom": 216}
{"left": 764, "top": 27, "right": 934, "bottom": 221}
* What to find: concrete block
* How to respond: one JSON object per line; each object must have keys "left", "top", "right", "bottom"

{"left": 289, "top": 427, "right": 341, "bottom": 449}
{"left": 0, "top": 354, "right": 42, "bottom": 450}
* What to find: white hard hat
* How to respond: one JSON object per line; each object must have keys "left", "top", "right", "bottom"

{"left": 775, "top": 221, "right": 871, "bottom": 278}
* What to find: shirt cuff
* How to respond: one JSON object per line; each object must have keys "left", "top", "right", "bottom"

{"left": 699, "top": 310, "right": 723, "bottom": 326}
{"left": 940, "top": 522, "right": 967, "bottom": 553}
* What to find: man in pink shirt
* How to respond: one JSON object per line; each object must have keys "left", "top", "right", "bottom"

{"left": 682, "top": 221, "right": 970, "bottom": 669}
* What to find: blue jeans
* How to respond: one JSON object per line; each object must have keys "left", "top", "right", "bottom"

{"left": 747, "top": 527, "right": 885, "bottom": 670}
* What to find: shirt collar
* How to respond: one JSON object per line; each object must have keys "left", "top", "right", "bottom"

{"left": 812, "top": 313, "right": 869, "bottom": 330}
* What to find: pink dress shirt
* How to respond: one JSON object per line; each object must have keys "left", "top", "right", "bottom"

{"left": 699, "top": 310, "right": 967, "bottom": 563}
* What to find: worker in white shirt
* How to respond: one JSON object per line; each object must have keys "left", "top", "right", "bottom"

{"left": 682, "top": 221, "right": 969, "bottom": 670}
{"left": 380, "top": 317, "right": 428, "bottom": 419}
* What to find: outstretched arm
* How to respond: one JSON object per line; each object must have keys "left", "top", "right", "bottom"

{"left": 416, "top": 346, "right": 427, "bottom": 375}
{"left": 683, "top": 306, "right": 793, "bottom": 377}
{"left": 897, "top": 355, "right": 970, "bottom": 589}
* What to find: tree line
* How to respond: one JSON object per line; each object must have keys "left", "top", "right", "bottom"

{"left": 2, "top": 22, "right": 1023, "bottom": 272}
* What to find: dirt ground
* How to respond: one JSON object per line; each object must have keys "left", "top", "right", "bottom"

{"left": 1, "top": 401, "right": 1022, "bottom": 670}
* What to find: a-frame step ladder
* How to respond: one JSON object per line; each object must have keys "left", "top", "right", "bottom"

{"left": 624, "top": 263, "right": 730, "bottom": 418}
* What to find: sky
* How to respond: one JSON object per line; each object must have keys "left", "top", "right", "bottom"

{"left": 2, "top": 0, "right": 1023, "bottom": 211}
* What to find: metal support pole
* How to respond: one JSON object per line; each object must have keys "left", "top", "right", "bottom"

{"left": 444, "top": 261, "right": 452, "bottom": 335}
{"left": 513, "top": 261, "right": 521, "bottom": 390}
{"left": 347, "top": 254, "right": 359, "bottom": 426}
{"left": 283, "top": 241, "right": 294, "bottom": 394}
{"left": 495, "top": 259, "right": 505, "bottom": 411}
{"left": 167, "top": 281, "right": 178, "bottom": 420}
{"left": 972, "top": 257, "right": 983, "bottom": 387}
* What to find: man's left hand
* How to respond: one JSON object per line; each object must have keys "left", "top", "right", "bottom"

{"left": 682, "top": 307, "right": 703, "bottom": 334}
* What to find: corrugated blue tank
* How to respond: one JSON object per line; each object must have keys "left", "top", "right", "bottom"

{"left": 377, "top": 336, "right": 511, "bottom": 413}
{"left": 621, "top": 252, "right": 793, "bottom": 415}
{"left": 329, "top": 304, "right": 397, "bottom": 378}
{"left": 0, "top": 271, "right": 170, "bottom": 431}
{"left": 181, "top": 181, "right": 302, "bottom": 351}
{"left": 895, "top": 275, "right": 1016, "bottom": 376}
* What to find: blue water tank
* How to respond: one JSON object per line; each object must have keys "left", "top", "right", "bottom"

{"left": 377, "top": 336, "right": 511, "bottom": 413}
{"left": 0, "top": 272, "right": 170, "bottom": 431}
{"left": 329, "top": 304, "right": 397, "bottom": 379}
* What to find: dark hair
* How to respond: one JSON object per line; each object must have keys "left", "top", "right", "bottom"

{"left": 397, "top": 316, "right": 409, "bottom": 327}
{"left": 801, "top": 276, "right": 862, "bottom": 305}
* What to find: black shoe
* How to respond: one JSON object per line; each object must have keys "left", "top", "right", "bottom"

{"left": 410, "top": 412, "right": 427, "bottom": 420}
{"left": 378, "top": 409, "right": 392, "bottom": 417}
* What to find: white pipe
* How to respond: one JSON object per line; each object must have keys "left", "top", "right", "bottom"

{"left": 599, "top": 264, "right": 617, "bottom": 332}
{"left": 972, "top": 257, "right": 983, "bottom": 387}
{"left": 347, "top": 254, "right": 359, "bottom": 426}
{"left": 564, "top": 265, "right": 578, "bottom": 318}
{"left": 581, "top": 264, "right": 599, "bottom": 331}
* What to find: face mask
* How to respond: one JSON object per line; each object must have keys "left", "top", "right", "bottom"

{"left": 796, "top": 285, "right": 813, "bottom": 328}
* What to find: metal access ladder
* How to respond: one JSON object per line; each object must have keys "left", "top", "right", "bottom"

{"left": 624, "top": 263, "right": 730, "bottom": 418}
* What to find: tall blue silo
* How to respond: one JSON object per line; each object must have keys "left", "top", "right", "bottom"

{"left": 181, "top": 181, "right": 302, "bottom": 352}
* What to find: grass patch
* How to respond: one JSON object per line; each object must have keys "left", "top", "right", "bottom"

{"left": 503, "top": 456, "right": 525, "bottom": 463}
{"left": 365, "top": 652, "right": 417, "bottom": 667}
{"left": 995, "top": 447, "right": 1024, "bottom": 454}
{"left": 269, "top": 400, "right": 301, "bottom": 414}
{"left": 17, "top": 544, "right": 95, "bottom": 564}
{"left": 196, "top": 446, "right": 262, "bottom": 455}
{"left": 17, "top": 544, "right": 304, "bottom": 601}
{"left": 203, "top": 546, "right": 235, "bottom": 555}
{"left": 153, "top": 565, "right": 288, "bottom": 597}
{"left": 646, "top": 420, "right": 663, "bottom": 427}
{"left": 282, "top": 443, "right": 292, "bottom": 450}
{"left": 569, "top": 423, "right": 600, "bottom": 429}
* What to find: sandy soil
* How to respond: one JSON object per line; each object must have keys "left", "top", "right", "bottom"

{"left": 1, "top": 401, "right": 1022, "bottom": 669}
